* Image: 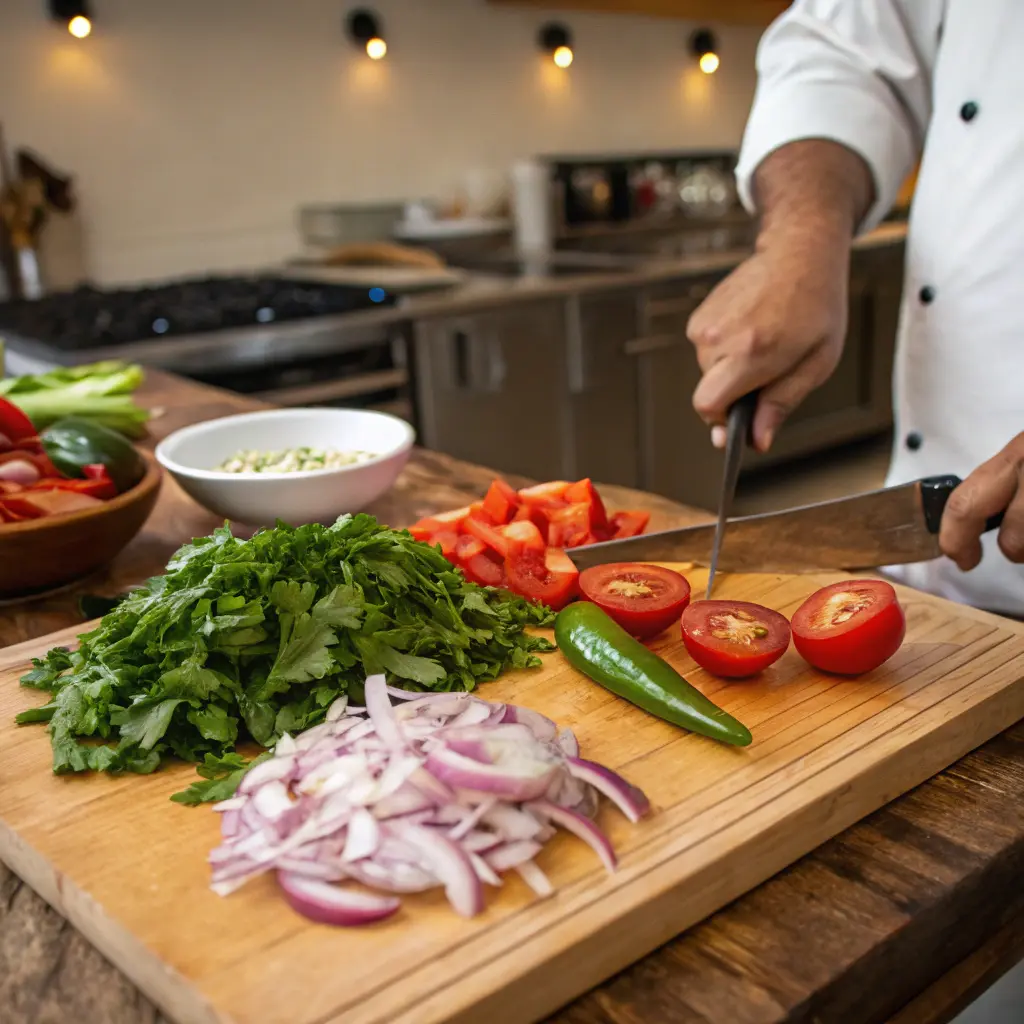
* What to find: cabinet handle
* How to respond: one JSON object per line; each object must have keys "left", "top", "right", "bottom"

{"left": 624, "top": 334, "right": 680, "bottom": 356}
{"left": 566, "top": 295, "right": 587, "bottom": 395}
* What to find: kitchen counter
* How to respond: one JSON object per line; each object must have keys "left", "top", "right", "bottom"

{"left": 6, "top": 366, "right": 1023, "bottom": 1024}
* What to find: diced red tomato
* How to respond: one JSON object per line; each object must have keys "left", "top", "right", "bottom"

{"left": 409, "top": 522, "right": 440, "bottom": 541}
{"left": 791, "top": 580, "right": 906, "bottom": 675}
{"left": 564, "top": 478, "right": 608, "bottom": 530}
{"left": 464, "top": 513, "right": 509, "bottom": 557}
{"left": 579, "top": 563, "right": 691, "bottom": 639}
{"left": 463, "top": 552, "right": 507, "bottom": 588}
{"left": 610, "top": 510, "right": 651, "bottom": 539}
{"left": 512, "top": 502, "right": 553, "bottom": 534}
{"left": 518, "top": 481, "right": 570, "bottom": 505}
{"left": 32, "top": 474, "right": 117, "bottom": 501}
{"left": 14, "top": 489, "right": 105, "bottom": 517}
{"left": 482, "top": 479, "right": 520, "bottom": 525}
{"left": 504, "top": 545, "right": 579, "bottom": 610}
{"left": 681, "top": 600, "right": 791, "bottom": 678}
{"left": 547, "top": 503, "right": 595, "bottom": 548}
{"left": 502, "top": 519, "right": 546, "bottom": 553}
{"left": 431, "top": 529, "right": 460, "bottom": 559}
{"left": 0, "top": 397, "right": 36, "bottom": 444}
{"left": 454, "top": 533, "right": 486, "bottom": 563}
{"left": 0, "top": 496, "right": 45, "bottom": 520}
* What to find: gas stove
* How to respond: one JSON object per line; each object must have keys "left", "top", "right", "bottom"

{"left": 0, "top": 275, "right": 412, "bottom": 417}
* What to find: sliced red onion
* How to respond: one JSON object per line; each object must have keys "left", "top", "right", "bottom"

{"left": 566, "top": 757, "right": 651, "bottom": 824}
{"left": 388, "top": 821, "right": 482, "bottom": 918}
{"left": 502, "top": 704, "right": 558, "bottom": 743}
{"left": 208, "top": 675, "right": 648, "bottom": 926}
{"left": 516, "top": 860, "right": 554, "bottom": 898}
{"left": 557, "top": 729, "right": 580, "bottom": 759}
{"left": 278, "top": 872, "right": 400, "bottom": 926}
{"left": 0, "top": 459, "right": 40, "bottom": 485}
{"left": 425, "top": 746, "right": 557, "bottom": 802}
{"left": 343, "top": 808, "right": 380, "bottom": 862}
{"left": 364, "top": 674, "right": 406, "bottom": 752}
{"left": 527, "top": 799, "right": 617, "bottom": 873}
{"left": 469, "top": 852, "right": 502, "bottom": 887}
{"left": 484, "top": 840, "right": 543, "bottom": 872}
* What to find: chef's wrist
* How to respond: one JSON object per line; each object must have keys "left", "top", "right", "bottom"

{"left": 754, "top": 215, "right": 852, "bottom": 267}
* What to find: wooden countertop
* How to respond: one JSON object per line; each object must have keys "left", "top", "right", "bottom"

{"left": 3, "top": 367, "right": 1023, "bottom": 1024}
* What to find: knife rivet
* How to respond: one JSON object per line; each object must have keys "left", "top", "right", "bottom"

{"left": 905, "top": 431, "right": 923, "bottom": 451}
{"left": 918, "top": 285, "right": 936, "bottom": 305}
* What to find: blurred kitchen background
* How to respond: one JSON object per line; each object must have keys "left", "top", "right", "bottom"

{"left": 1, "top": 0, "right": 911, "bottom": 515}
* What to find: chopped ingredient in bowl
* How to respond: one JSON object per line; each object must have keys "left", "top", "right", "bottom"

{"left": 215, "top": 447, "right": 376, "bottom": 474}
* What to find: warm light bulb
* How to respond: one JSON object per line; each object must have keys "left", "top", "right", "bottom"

{"left": 553, "top": 45, "right": 573, "bottom": 68}
{"left": 365, "top": 36, "right": 387, "bottom": 60}
{"left": 68, "top": 15, "right": 92, "bottom": 39}
{"left": 699, "top": 51, "right": 719, "bottom": 74}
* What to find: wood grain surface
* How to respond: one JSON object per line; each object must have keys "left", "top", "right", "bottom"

{"left": 2, "top": 569, "right": 1023, "bottom": 1024}
{"left": 3, "top": 371, "right": 1024, "bottom": 1024}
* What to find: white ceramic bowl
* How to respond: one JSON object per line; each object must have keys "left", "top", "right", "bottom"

{"left": 155, "top": 408, "right": 415, "bottom": 527}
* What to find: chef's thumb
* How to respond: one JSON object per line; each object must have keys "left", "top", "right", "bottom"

{"left": 692, "top": 355, "right": 767, "bottom": 430}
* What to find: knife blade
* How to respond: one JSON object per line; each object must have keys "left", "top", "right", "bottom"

{"left": 567, "top": 475, "right": 1005, "bottom": 574}
{"left": 705, "top": 391, "right": 758, "bottom": 599}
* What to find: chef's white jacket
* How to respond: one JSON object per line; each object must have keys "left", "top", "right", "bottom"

{"left": 735, "top": 0, "right": 1024, "bottom": 615}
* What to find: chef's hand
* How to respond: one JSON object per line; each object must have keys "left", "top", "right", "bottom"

{"left": 686, "top": 231, "right": 850, "bottom": 452}
{"left": 940, "top": 433, "right": 1024, "bottom": 570}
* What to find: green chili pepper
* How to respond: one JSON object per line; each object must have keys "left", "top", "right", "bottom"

{"left": 41, "top": 417, "right": 146, "bottom": 494}
{"left": 554, "top": 602, "right": 752, "bottom": 746}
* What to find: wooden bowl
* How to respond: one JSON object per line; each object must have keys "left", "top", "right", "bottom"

{"left": 0, "top": 454, "right": 163, "bottom": 600}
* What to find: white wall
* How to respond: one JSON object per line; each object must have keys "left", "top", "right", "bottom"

{"left": 0, "top": 0, "right": 763, "bottom": 285}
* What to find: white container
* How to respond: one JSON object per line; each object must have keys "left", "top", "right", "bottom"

{"left": 155, "top": 408, "right": 414, "bottom": 527}
{"left": 511, "top": 159, "right": 554, "bottom": 254}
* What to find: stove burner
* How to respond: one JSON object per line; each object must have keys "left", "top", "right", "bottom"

{"left": 0, "top": 275, "right": 395, "bottom": 352}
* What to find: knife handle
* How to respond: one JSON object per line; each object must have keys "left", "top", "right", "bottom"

{"left": 920, "top": 475, "right": 1006, "bottom": 535}
{"left": 729, "top": 390, "right": 760, "bottom": 449}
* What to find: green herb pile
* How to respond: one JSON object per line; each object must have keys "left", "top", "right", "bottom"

{"left": 17, "top": 514, "right": 555, "bottom": 785}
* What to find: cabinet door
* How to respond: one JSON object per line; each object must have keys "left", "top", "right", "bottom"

{"left": 632, "top": 275, "right": 727, "bottom": 510}
{"left": 565, "top": 290, "right": 642, "bottom": 487}
{"left": 412, "top": 301, "right": 568, "bottom": 480}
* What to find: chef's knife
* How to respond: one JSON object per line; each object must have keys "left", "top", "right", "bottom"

{"left": 705, "top": 391, "right": 758, "bottom": 599}
{"left": 568, "top": 475, "right": 1005, "bottom": 574}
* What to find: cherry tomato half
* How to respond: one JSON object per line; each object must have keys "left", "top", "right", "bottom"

{"left": 579, "top": 562, "right": 691, "bottom": 639}
{"left": 791, "top": 579, "right": 906, "bottom": 675}
{"left": 681, "top": 600, "right": 791, "bottom": 678}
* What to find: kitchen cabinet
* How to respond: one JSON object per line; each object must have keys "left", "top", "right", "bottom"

{"left": 411, "top": 300, "right": 570, "bottom": 480}
{"left": 563, "top": 290, "right": 642, "bottom": 486}
{"left": 488, "top": 0, "right": 788, "bottom": 26}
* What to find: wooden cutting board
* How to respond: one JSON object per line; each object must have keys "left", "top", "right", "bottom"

{"left": 2, "top": 569, "right": 1023, "bottom": 1024}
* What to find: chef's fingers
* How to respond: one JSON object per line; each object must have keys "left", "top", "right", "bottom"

{"left": 998, "top": 483, "right": 1024, "bottom": 563}
{"left": 692, "top": 353, "right": 772, "bottom": 430}
{"left": 750, "top": 347, "right": 837, "bottom": 452}
{"left": 940, "top": 445, "right": 1022, "bottom": 571}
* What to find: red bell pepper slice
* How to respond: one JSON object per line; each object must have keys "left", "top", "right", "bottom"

{"left": 564, "top": 478, "right": 609, "bottom": 531}
{"left": 0, "top": 397, "right": 36, "bottom": 444}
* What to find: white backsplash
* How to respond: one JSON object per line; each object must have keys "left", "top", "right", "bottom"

{"left": 0, "top": 0, "right": 763, "bottom": 287}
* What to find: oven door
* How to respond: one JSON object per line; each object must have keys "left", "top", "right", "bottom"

{"left": 186, "top": 328, "right": 414, "bottom": 422}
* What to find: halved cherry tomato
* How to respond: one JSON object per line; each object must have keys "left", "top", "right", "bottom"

{"left": 504, "top": 546, "right": 579, "bottom": 610}
{"left": 791, "top": 579, "right": 906, "bottom": 675}
{"left": 579, "top": 563, "right": 691, "bottom": 639}
{"left": 502, "top": 519, "right": 545, "bottom": 552}
{"left": 0, "top": 397, "right": 36, "bottom": 443}
{"left": 610, "top": 510, "right": 651, "bottom": 539}
{"left": 681, "top": 600, "right": 791, "bottom": 678}
{"left": 482, "top": 479, "right": 520, "bottom": 524}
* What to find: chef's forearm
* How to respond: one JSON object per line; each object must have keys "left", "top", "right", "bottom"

{"left": 751, "top": 140, "right": 875, "bottom": 253}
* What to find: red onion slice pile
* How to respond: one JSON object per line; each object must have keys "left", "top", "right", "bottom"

{"left": 209, "top": 674, "right": 650, "bottom": 926}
